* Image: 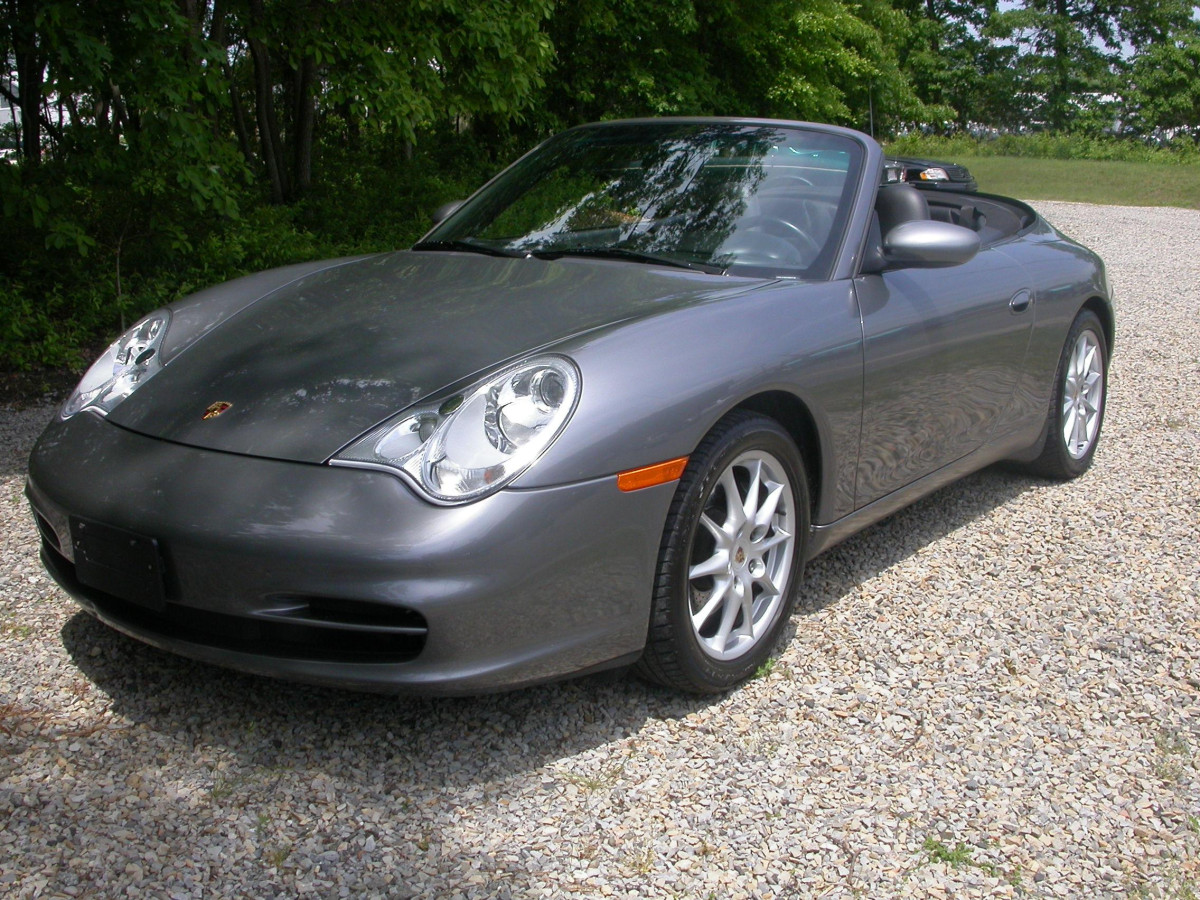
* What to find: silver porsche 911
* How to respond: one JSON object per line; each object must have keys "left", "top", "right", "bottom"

{"left": 27, "top": 118, "right": 1111, "bottom": 695}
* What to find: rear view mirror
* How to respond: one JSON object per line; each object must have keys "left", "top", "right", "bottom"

{"left": 883, "top": 220, "right": 980, "bottom": 269}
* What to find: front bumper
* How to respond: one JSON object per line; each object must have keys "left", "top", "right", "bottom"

{"left": 27, "top": 414, "right": 673, "bottom": 694}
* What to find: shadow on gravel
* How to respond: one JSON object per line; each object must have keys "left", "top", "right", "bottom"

{"left": 793, "top": 463, "right": 1043, "bottom": 619}
{"left": 55, "top": 462, "right": 1042, "bottom": 790}
{"left": 60, "top": 611, "right": 715, "bottom": 788}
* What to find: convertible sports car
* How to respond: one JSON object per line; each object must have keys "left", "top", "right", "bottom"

{"left": 27, "top": 118, "right": 1111, "bottom": 695}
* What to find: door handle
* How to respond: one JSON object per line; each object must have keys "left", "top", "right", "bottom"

{"left": 1009, "top": 289, "right": 1032, "bottom": 313}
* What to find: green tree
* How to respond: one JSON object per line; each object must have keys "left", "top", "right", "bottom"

{"left": 893, "top": 0, "right": 1012, "bottom": 132}
{"left": 0, "top": 0, "right": 558, "bottom": 367}
{"left": 985, "top": 0, "right": 1118, "bottom": 131}
{"left": 697, "top": 0, "right": 942, "bottom": 130}
{"left": 213, "top": 0, "right": 553, "bottom": 203}
{"left": 1126, "top": 29, "right": 1200, "bottom": 140}
{"left": 530, "top": 0, "right": 947, "bottom": 136}
{"left": 535, "top": 0, "right": 715, "bottom": 129}
{"left": 982, "top": 1, "right": 1197, "bottom": 133}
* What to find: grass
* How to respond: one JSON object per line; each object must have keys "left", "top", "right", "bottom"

{"left": 753, "top": 657, "right": 777, "bottom": 680}
{"left": 923, "top": 837, "right": 978, "bottom": 869}
{"left": 940, "top": 156, "right": 1200, "bottom": 208}
{"left": 1153, "top": 727, "right": 1193, "bottom": 783}
{"left": 622, "top": 844, "right": 656, "bottom": 875}
{"left": 920, "top": 836, "right": 1022, "bottom": 886}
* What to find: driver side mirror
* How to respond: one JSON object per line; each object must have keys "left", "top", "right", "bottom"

{"left": 880, "top": 220, "right": 980, "bottom": 269}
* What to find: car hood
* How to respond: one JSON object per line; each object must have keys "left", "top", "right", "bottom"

{"left": 888, "top": 155, "right": 952, "bottom": 168}
{"left": 109, "top": 250, "right": 771, "bottom": 463}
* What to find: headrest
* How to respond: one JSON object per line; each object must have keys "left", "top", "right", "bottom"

{"left": 875, "top": 184, "right": 930, "bottom": 234}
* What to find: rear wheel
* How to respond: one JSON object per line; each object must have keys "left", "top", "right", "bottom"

{"left": 1026, "top": 310, "right": 1108, "bottom": 479}
{"left": 636, "top": 412, "right": 809, "bottom": 693}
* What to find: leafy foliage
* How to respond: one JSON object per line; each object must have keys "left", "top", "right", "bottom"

{"left": 1126, "top": 31, "right": 1200, "bottom": 141}
{"left": 886, "top": 131, "right": 1200, "bottom": 164}
{"left": 1, "top": 0, "right": 1199, "bottom": 373}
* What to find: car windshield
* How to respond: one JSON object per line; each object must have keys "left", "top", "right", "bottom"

{"left": 418, "top": 122, "right": 863, "bottom": 279}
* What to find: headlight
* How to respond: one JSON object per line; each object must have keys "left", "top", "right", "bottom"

{"left": 918, "top": 167, "right": 950, "bottom": 182}
{"left": 61, "top": 310, "right": 171, "bottom": 418}
{"left": 332, "top": 355, "right": 581, "bottom": 504}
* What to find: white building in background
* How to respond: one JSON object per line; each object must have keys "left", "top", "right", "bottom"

{"left": 1, "top": 76, "right": 18, "bottom": 157}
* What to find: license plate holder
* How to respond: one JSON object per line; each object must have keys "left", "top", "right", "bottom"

{"left": 69, "top": 517, "right": 166, "bottom": 612}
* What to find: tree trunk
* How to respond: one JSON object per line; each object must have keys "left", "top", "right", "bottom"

{"left": 208, "top": 0, "right": 227, "bottom": 49}
{"left": 292, "top": 55, "right": 316, "bottom": 194}
{"left": 228, "top": 75, "right": 255, "bottom": 169}
{"left": 1050, "top": 0, "right": 1071, "bottom": 131}
{"left": 209, "top": 0, "right": 250, "bottom": 164}
{"left": 248, "top": 0, "right": 289, "bottom": 202}
{"left": 9, "top": 0, "right": 44, "bottom": 163}
{"left": 249, "top": 36, "right": 287, "bottom": 203}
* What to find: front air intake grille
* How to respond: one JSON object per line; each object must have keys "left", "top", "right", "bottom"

{"left": 39, "top": 542, "right": 427, "bottom": 664}
{"left": 33, "top": 512, "right": 61, "bottom": 552}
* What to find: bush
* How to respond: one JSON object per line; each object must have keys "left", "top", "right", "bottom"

{"left": 0, "top": 130, "right": 506, "bottom": 374}
{"left": 885, "top": 132, "right": 1200, "bottom": 165}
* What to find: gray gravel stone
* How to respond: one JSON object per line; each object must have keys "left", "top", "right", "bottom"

{"left": 1, "top": 201, "right": 1198, "bottom": 898}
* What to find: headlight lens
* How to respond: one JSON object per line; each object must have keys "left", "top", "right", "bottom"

{"left": 61, "top": 310, "right": 171, "bottom": 418}
{"left": 918, "top": 167, "right": 950, "bottom": 181}
{"left": 333, "top": 355, "right": 581, "bottom": 504}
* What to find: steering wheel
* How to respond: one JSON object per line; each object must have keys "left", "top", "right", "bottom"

{"left": 736, "top": 216, "right": 822, "bottom": 259}
{"left": 771, "top": 174, "right": 815, "bottom": 188}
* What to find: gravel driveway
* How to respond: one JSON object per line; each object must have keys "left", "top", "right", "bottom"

{"left": 2, "top": 202, "right": 1198, "bottom": 899}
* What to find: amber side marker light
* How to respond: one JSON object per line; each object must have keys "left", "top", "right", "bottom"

{"left": 617, "top": 456, "right": 690, "bottom": 492}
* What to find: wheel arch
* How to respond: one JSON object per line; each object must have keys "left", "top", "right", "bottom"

{"left": 1082, "top": 296, "right": 1114, "bottom": 355}
{"left": 730, "top": 390, "right": 823, "bottom": 520}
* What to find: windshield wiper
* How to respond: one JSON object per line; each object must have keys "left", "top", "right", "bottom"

{"left": 411, "top": 239, "right": 528, "bottom": 259}
{"left": 529, "top": 246, "right": 724, "bottom": 274}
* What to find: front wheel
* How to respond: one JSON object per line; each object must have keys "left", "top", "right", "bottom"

{"left": 1025, "top": 309, "right": 1108, "bottom": 479}
{"left": 636, "top": 412, "right": 809, "bottom": 693}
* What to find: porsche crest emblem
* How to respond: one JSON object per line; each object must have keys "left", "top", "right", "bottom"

{"left": 202, "top": 401, "right": 233, "bottom": 420}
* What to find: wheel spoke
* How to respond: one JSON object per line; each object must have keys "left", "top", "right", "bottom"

{"left": 718, "top": 467, "right": 746, "bottom": 532}
{"left": 740, "top": 459, "right": 763, "bottom": 524}
{"left": 689, "top": 549, "right": 730, "bottom": 580}
{"left": 713, "top": 580, "right": 744, "bottom": 650}
{"left": 691, "top": 577, "right": 732, "bottom": 632}
{"left": 698, "top": 511, "right": 727, "bottom": 545}
{"left": 1077, "top": 341, "right": 1097, "bottom": 377}
{"left": 1071, "top": 341, "right": 1087, "bottom": 377}
{"left": 753, "top": 482, "right": 785, "bottom": 532}
{"left": 753, "top": 527, "right": 791, "bottom": 555}
{"left": 1071, "top": 409, "right": 1088, "bottom": 451}
{"left": 752, "top": 570, "right": 781, "bottom": 602}
{"left": 735, "top": 583, "right": 756, "bottom": 640}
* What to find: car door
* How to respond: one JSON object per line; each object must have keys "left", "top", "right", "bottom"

{"left": 851, "top": 248, "right": 1034, "bottom": 507}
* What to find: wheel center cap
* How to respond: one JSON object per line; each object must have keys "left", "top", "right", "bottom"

{"left": 734, "top": 547, "right": 746, "bottom": 566}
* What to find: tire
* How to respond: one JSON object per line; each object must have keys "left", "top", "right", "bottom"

{"left": 1025, "top": 310, "right": 1108, "bottom": 479}
{"left": 636, "top": 411, "right": 809, "bottom": 693}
